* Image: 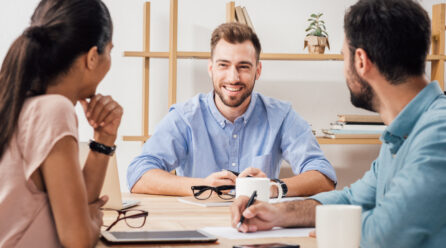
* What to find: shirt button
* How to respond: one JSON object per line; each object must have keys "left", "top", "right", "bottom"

{"left": 233, "top": 134, "right": 237, "bottom": 139}
{"left": 232, "top": 163, "right": 237, "bottom": 167}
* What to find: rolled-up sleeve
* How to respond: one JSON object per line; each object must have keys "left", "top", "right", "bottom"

{"left": 310, "top": 159, "right": 378, "bottom": 208}
{"left": 126, "top": 109, "right": 189, "bottom": 190}
{"left": 280, "top": 110, "right": 337, "bottom": 184}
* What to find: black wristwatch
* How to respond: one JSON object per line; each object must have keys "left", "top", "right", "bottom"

{"left": 88, "top": 139, "right": 116, "bottom": 156}
{"left": 272, "top": 178, "right": 288, "bottom": 196}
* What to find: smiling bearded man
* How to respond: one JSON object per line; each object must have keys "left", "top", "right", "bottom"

{"left": 127, "top": 22, "right": 337, "bottom": 198}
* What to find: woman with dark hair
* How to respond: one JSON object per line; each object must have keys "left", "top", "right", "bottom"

{"left": 0, "top": 0, "right": 122, "bottom": 246}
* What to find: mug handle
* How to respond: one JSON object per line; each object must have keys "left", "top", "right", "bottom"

{"left": 270, "top": 181, "right": 283, "bottom": 200}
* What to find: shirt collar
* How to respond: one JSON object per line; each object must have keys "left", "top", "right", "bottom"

{"left": 381, "top": 81, "right": 443, "bottom": 154}
{"left": 206, "top": 91, "right": 258, "bottom": 128}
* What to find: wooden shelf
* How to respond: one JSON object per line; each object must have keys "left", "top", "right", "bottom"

{"left": 317, "top": 137, "right": 381, "bottom": 145}
{"left": 122, "top": 135, "right": 150, "bottom": 142}
{"left": 124, "top": 51, "right": 446, "bottom": 61}
{"left": 123, "top": 2, "right": 445, "bottom": 144}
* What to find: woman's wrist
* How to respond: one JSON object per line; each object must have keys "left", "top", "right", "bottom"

{"left": 93, "top": 133, "right": 116, "bottom": 147}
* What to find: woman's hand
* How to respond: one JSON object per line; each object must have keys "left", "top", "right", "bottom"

{"left": 89, "top": 195, "right": 108, "bottom": 228}
{"left": 80, "top": 94, "right": 123, "bottom": 146}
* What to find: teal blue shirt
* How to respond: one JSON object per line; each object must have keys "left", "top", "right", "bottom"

{"left": 312, "top": 82, "right": 446, "bottom": 248}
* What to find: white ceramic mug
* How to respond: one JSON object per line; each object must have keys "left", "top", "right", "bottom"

{"left": 235, "top": 177, "right": 283, "bottom": 202}
{"left": 316, "top": 204, "right": 362, "bottom": 248}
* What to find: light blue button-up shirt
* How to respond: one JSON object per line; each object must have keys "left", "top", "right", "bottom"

{"left": 312, "top": 82, "right": 446, "bottom": 248}
{"left": 127, "top": 91, "right": 336, "bottom": 190}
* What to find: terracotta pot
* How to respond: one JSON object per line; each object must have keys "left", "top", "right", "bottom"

{"left": 304, "top": 36, "right": 330, "bottom": 54}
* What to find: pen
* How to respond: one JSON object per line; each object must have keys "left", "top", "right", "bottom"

{"left": 237, "top": 190, "right": 257, "bottom": 229}
{"left": 224, "top": 169, "right": 240, "bottom": 176}
{"left": 223, "top": 169, "right": 252, "bottom": 177}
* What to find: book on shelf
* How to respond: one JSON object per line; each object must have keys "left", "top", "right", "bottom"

{"left": 234, "top": 6, "right": 247, "bottom": 25}
{"left": 337, "top": 114, "right": 383, "bottom": 124}
{"left": 322, "top": 129, "right": 381, "bottom": 139}
{"left": 234, "top": 6, "right": 255, "bottom": 31}
{"left": 330, "top": 122, "right": 387, "bottom": 131}
{"left": 242, "top": 7, "right": 255, "bottom": 32}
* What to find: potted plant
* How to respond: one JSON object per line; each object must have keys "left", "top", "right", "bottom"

{"left": 304, "top": 13, "right": 330, "bottom": 54}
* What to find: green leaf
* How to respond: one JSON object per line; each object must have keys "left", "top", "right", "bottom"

{"left": 311, "top": 13, "right": 317, "bottom": 18}
{"left": 305, "top": 27, "right": 311, "bottom": 32}
{"left": 318, "top": 13, "right": 323, "bottom": 18}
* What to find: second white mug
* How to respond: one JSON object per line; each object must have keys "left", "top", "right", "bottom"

{"left": 316, "top": 204, "right": 362, "bottom": 248}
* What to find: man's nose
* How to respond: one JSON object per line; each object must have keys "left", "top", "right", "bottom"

{"left": 227, "top": 66, "right": 240, "bottom": 83}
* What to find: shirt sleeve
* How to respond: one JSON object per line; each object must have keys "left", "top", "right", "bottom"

{"left": 280, "top": 109, "right": 337, "bottom": 184}
{"left": 126, "top": 108, "right": 189, "bottom": 190}
{"left": 18, "top": 96, "right": 78, "bottom": 180}
{"left": 310, "top": 159, "right": 378, "bottom": 209}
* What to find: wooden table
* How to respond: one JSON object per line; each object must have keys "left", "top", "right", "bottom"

{"left": 97, "top": 193, "right": 317, "bottom": 248}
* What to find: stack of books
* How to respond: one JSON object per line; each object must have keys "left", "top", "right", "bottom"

{"left": 234, "top": 6, "right": 255, "bottom": 32}
{"left": 322, "top": 114, "right": 386, "bottom": 139}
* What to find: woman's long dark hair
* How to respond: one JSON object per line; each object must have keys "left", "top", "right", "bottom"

{"left": 0, "top": 0, "right": 112, "bottom": 159}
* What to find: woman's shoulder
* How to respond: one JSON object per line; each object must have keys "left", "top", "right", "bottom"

{"left": 19, "top": 94, "right": 78, "bottom": 140}
{"left": 23, "top": 94, "right": 75, "bottom": 113}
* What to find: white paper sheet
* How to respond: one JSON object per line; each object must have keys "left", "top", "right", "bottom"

{"left": 200, "top": 226, "right": 314, "bottom": 239}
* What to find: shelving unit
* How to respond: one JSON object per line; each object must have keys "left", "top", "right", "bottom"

{"left": 122, "top": 0, "right": 445, "bottom": 145}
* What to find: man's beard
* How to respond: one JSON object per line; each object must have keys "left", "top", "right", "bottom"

{"left": 347, "top": 63, "right": 376, "bottom": 112}
{"left": 213, "top": 78, "right": 255, "bottom": 108}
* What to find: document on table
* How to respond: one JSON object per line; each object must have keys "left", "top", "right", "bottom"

{"left": 178, "top": 196, "right": 305, "bottom": 207}
{"left": 200, "top": 226, "right": 314, "bottom": 239}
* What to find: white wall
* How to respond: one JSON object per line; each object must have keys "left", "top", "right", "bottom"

{"left": 1, "top": 0, "right": 442, "bottom": 192}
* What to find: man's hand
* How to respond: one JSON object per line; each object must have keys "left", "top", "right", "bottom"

{"left": 204, "top": 170, "right": 237, "bottom": 186}
{"left": 80, "top": 94, "right": 123, "bottom": 146}
{"left": 230, "top": 196, "right": 283, "bottom": 233}
{"left": 239, "top": 167, "right": 267, "bottom": 178}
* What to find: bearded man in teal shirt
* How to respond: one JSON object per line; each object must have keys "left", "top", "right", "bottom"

{"left": 231, "top": 0, "right": 446, "bottom": 247}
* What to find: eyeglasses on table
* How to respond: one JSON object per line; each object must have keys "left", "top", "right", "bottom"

{"left": 191, "top": 185, "right": 235, "bottom": 200}
{"left": 102, "top": 209, "right": 149, "bottom": 231}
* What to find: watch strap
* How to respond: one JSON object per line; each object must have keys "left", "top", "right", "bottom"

{"left": 88, "top": 139, "right": 116, "bottom": 156}
{"left": 272, "top": 178, "right": 288, "bottom": 196}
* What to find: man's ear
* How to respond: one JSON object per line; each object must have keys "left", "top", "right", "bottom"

{"left": 255, "top": 61, "right": 262, "bottom": 80}
{"left": 354, "top": 48, "right": 372, "bottom": 77}
{"left": 86, "top": 46, "right": 99, "bottom": 70}
{"left": 207, "top": 59, "right": 213, "bottom": 78}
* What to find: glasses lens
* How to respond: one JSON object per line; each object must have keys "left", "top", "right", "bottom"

{"left": 124, "top": 210, "right": 147, "bottom": 228}
{"left": 219, "top": 192, "right": 235, "bottom": 200}
{"left": 192, "top": 187, "right": 213, "bottom": 200}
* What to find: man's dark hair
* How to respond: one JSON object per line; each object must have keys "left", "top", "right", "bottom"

{"left": 344, "top": 0, "right": 431, "bottom": 84}
{"left": 210, "top": 22, "right": 261, "bottom": 62}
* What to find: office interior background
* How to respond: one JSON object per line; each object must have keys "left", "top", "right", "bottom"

{"left": 1, "top": 0, "right": 443, "bottom": 192}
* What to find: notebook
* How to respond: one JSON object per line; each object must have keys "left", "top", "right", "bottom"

{"left": 79, "top": 142, "right": 139, "bottom": 210}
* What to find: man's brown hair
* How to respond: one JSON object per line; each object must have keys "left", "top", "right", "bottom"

{"left": 210, "top": 22, "right": 261, "bottom": 62}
